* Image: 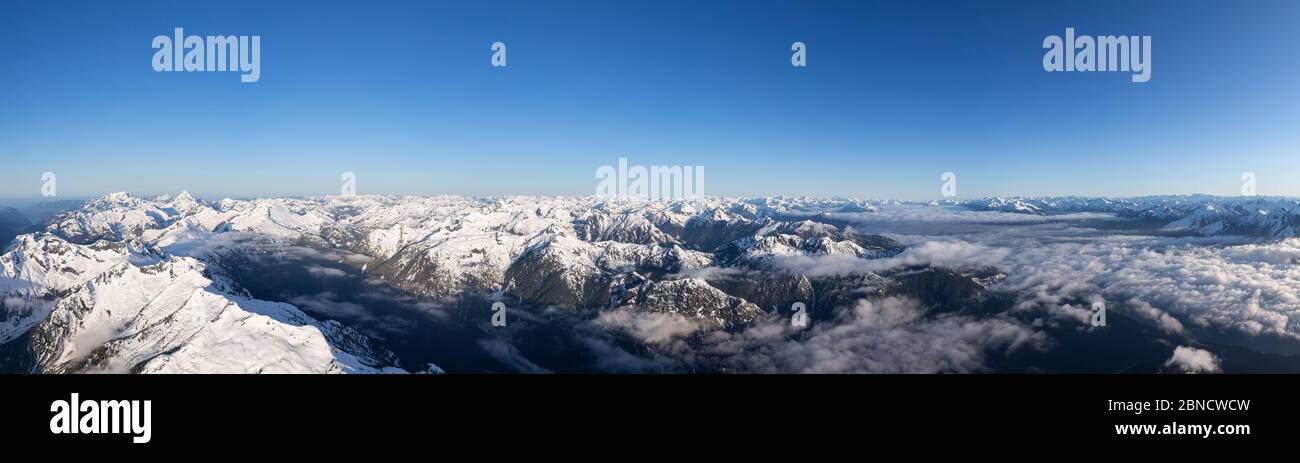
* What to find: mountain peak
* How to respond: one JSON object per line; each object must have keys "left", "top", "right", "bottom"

{"left": 100, "top": 191, "right": 133, "bottom": 202}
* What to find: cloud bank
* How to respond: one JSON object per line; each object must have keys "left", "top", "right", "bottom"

{"left": 1165, "top": 346, "right": 1222, "bottom": 373}
{"left": 589, "top": 296, "right": 1046, "bottom": 373}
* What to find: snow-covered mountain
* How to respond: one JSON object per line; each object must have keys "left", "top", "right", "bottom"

{"left": 1, "top": 193, "right": 409, "bottom": 373}
{"left": 30, "top": 255, "right": 401, "bottom": 373}
{"left": 1, "top": 192, "right": 920, "bottom": 372}
{"left": 6, "top": 191, "right": 1290, "bottom": 373}
{"left": 0, "top": 235, "right": 403, "bottom": 373}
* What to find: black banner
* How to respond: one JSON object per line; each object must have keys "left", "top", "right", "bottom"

{"left": 0, "top": 374, "right": 1285, "bottom": 451}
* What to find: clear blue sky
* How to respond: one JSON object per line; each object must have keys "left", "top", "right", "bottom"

{"left": 1, "top": 0, "right": 1297, "bottom": 201}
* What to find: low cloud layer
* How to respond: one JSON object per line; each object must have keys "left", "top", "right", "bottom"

{"left": 685, "top": 240, "right": 1010, "bottom": 278}
{"left": 999, "top": 237, "right": 1300, "bottom": 342}
{"left": 288, "top": 291, "right": 416, "bottom": 339}
{"left": 589, "top": 296, "right": 1047, "bottom": 373}
{"left": 828, "top": 206, "right": 1300, "bottom": 352}
{"left": 594, "top": 206, "right": 1300, "bottom": 372}
{"left": 1165, "top": 346, "right": 1222, "bottom": 373}
{"left": 593, "top": 310, "right": 699, "bottom": 344}
{"left": 710, "top": 297, "right": 1044, "bottom": 373}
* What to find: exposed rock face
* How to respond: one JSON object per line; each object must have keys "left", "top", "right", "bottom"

{"left": 612, "top": 277, "right": 765, "bottom": 330}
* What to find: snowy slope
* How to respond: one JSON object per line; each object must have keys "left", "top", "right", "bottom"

{"left": 29, "top": 256, "right": 400, "bottom": 373}
{"left": 3, "top": 194, "right": 409, "bottom": 373}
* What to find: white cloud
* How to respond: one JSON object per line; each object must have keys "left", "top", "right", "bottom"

{"left": 289, "top": 292, "right": 369, "bottom": 319}
{"left": 763, "top": 253, "right": 881, "bottom": 277}
{"left": 670, "top": 266, "right": 753, "bottom": 280}
{"left": 786, "top": 205, "right": 1300, "bottom": 360}
{"left": 285, "top": 291, "right": 414, "bottom": 338}
{"left": 305, "top": 265, "right": 349, "bottom": 278}
{"left": 765, "top": 240, "right": 1007, "bottom": 277}
{"left": 478, "top": 338, "right": 551, "bottom": 373}
{"left": 3, "top": 296, "right": 40, "bottom": 313}
{"left": 1125, "top": 298, "right": 1186, "bottom": 335}
{"left": 594, "top": 310, "right": 700, "bottom": 344}
{"left": 597, "top": 296, "right": 1049, "bottom": 373}
{"left": 720, "top": 297, "right": 1046, "bottom": 373}
{"left": 1164, "top": 346, "right": 1221, "bottom": 373}
{"left": 997, "top": 236, "right": 1300, "bottom": 341}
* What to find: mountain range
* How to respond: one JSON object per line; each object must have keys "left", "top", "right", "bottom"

{"left": 1, "top": 192, "right": 1295, "bottom": 373}
{"left": 960, "top": 196, "right": 1300, "bottom": 238}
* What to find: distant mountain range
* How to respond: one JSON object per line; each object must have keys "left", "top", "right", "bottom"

{"left": 959, "top": 196, "right": 1300, "bottom": 238}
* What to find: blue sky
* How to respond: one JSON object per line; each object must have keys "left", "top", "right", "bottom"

{"left": 1, "top": 0, "right": 1297, "bottom": 201}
